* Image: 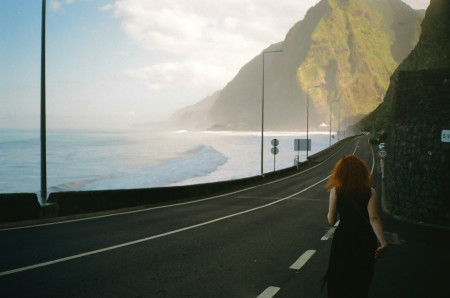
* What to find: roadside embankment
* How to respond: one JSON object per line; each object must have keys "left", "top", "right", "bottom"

{"left": 0, "top": 135, "right": 357, "bottom": 224}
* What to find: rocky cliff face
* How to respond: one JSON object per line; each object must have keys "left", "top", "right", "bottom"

{"left": 381, "top": 0, "right": 450, "bottom": 226}
{"left": 386, "top": 69, "right": 450, "bottom": 226}
{"left": 359, "top": 0, "right": 450, "bottom": 129}
{"left": 170, "top": 0, "right": 422, "bottom": 131}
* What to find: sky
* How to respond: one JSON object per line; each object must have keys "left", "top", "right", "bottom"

{"left": 0, "top": 0, "right": 430, "bottom": 130}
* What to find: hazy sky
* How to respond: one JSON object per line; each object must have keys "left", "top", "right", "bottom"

{"left": 0, "top": 0, "right": 429, "bottom": 129}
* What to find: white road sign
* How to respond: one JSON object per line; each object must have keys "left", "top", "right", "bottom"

{"left": 441, "top": 130, "right": 450, "bottom": 143}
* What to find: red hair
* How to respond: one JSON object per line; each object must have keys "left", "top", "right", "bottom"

{"left": 326, "top": 155, "right": 371, "bottom": 196}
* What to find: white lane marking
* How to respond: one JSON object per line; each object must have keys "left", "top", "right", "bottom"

{"left": 257, "top": 286, "right": 280, "bottom": 298}
{"left": 321, "top": 228, "right": 336, "bottom": 241}
{"left": 3, "top": 137, "right": 360, "bottom": 231}
{"left": 0, "top": 175, "right": 333, "bottom": 277}
{"left": 367, "top": 137, "right": 375, "bottom": 174}
{"left": 392, "top": 233, "right": 400, "bottom": 244}
{"left": 321, "top": 220, "right": 340, "bottom": 240}
{"left": 289, "top": 250, "right": 316, "bottom": 270}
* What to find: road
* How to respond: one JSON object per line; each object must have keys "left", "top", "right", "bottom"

{"left": 1, "top": 135, "right": 449, "bottom": 297}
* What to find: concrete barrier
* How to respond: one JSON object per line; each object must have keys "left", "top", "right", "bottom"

{"left": 0, "top": 193, "right": 41, "bottom": 223}
{"left": 48, "top": 175, "right": 264, "bottom": 216}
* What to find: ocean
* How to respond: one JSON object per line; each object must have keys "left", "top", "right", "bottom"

{"left": 0, "top": 129, "right": 338, "bottom": 195}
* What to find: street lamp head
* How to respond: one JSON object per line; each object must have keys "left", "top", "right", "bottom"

{"left": 263, "top": 49, "right": 283, "bottom": 54}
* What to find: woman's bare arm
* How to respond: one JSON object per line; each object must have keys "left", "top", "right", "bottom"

{"left": 367, "top": 188, "right": 387, "bottom": 257}
{"left": 327, "top": 187, "right": 338, "bottom": 226}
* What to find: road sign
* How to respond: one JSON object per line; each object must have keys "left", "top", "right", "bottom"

{"left": 377, "top": 149, "right": 387, "bottom": 158}
{"left": 441, "top": 130, "right": 450, "bottom": 143}
{"left": 294, "top": 139, "right": 311, "bottom": 151}
{"left": 271, "top": 139, "right": 279, "bottom": 172}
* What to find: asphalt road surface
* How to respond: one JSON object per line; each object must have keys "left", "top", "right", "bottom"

{"left": 1, "top": 135, "right": 449, "bottom": 297}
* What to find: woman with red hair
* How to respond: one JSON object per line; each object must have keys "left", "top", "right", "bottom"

{"left": 323, "top": 155, "right": 387, "bottom": 298}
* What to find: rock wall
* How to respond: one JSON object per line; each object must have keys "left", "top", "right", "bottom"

{"left": 385, "top": 69, "right": 450, "bottom": 226}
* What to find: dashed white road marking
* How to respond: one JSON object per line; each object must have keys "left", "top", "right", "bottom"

{"left": 321, "top": 228, "right": 335, "bottom": 241}
{"left": 257, "top": 286, "right": 280, "bottom": 298}
{"left": 289, "top": 250, "right": 316, "bottom": 270}
{"left": 1, "top": 138, "right": 364, "bottom": 279}
{"left": 0, "top": 175, "right": 331, "bottom": 277}
{"left": 321, "top": 220, "right": 340, "bottom": 240}
{"left": 392, "top": 233, "right": 400, "bottom": 244}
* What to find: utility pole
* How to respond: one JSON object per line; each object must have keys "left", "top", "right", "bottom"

{"left": 40, "top": 0, "right": 47, "bottom": 203}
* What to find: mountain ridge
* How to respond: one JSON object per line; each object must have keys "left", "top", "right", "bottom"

{"left": 358, "top": 0, "right": 450, "bottom": 132}
{"left": 167, "top": 0, "right": 423, "bottom": 131}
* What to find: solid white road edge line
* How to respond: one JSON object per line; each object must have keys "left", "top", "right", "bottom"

{"left": 256, "top": 286, "right": 281, "bottom": 298}
{"left": 289, "top": 250, "right": 316, "bottom": 270}
{"left": 0, "top": 175, "right": 332, "bottom": 277}
{"left": 2, "top": 136, "right": 362, "bottom": 231}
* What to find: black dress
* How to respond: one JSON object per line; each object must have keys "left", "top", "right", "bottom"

{"left": 323, "top": 188, "right": 377, "bottom": 298}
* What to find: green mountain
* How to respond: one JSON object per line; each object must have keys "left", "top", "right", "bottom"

{"left": 170, "top": 0, "right": 423, "bottom": 131}
{"left": 358, "top": 0, "right": 450, "bottom": 133}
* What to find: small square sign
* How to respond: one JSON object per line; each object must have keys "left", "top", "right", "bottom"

{"left": 442, "top": 130, "right": 450, "bottom": 143}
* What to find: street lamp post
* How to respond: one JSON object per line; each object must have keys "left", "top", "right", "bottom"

{"left": 41, "top": 0, "right": 47, "bottom": 204}
{"left": 306, "top": 85, "right": 320, "bottom": 159}
{"left": 337, "top": 100, "right": 341, "bottom": 141}
{"left": 329, "top": 99, "right": 339, "bottom": 147}
{"left": 261, "top": 49, "right": 282, "bottom": 176}
{"left": 329, "top": 103, "right": 331, "bottom": 147}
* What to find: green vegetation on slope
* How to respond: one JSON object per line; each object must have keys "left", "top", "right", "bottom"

{"left": 297, "top": 0, "right": 410, "bottom": 124}
{"left": 357, "top": 0, "right": 448, "bottom": 139}
{"left": 172, "top": 0, "right": 422, "bottom": 131}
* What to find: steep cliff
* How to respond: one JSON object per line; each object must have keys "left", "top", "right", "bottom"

{"left": 359, "top": 0, "right": 450, "bottom": 131}
{"left": 376, "top": 0, "right": 450, "bottom": 226}
{"left": 171, "top": 0, "right": 422, "bottom": 131}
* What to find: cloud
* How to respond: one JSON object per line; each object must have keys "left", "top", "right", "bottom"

{"left": 106, "top": 0, "right": 318, "bottom": 92}
{"left": 402, "top": 0, "right": 430, "bottom": 9}
{"left": 50, "top": 0, "right": 75, "bottom": 12}
{"left": 126, "top": 110, "right": 138, "bottom": 118}
{"left": 124, "top": 61, "right": 232, "bottom": 93}
{"left": 100, "top": 4, "right": 114, "bottom": 11}
{"left": 50, "top": 1, "right": 62, "bottom": 11}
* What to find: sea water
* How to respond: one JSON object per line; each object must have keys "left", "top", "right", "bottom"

{"left": 0, "top": 129, "right": 336, "bottom": 194}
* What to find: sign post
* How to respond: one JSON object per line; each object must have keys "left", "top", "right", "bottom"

{"left": 271, "top": 139, "right": 279, "bottom": 172}
{"left": 377, "top": 149, "right": 387, "bottom": 159}
{"left": 294, "top": 139, "right": 311, "bottom": 166}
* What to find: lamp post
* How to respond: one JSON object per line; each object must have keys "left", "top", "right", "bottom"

{"left": 337, "top": 100, "right": 341, "bottom": 141}
{"left": 261, "top": 49, "right": 282, "bottom": 176}
{"left": 40, "top": 0, "right": 47, "bottom": 204}
{"left": 306, "top": 85, "right": 320, "bottom": 159}
{"left": 329, "top": 103, "right": 331, "bottom": 147}
{"left": 329, "top": 99, "right": 339, "bottom": 147}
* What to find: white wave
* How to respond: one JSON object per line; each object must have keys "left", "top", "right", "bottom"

{"left": 195, "top": 130, "right": 336, "bottom": 137}
{"left": 79, "top": 145, "right": 228, "bottom": 191}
